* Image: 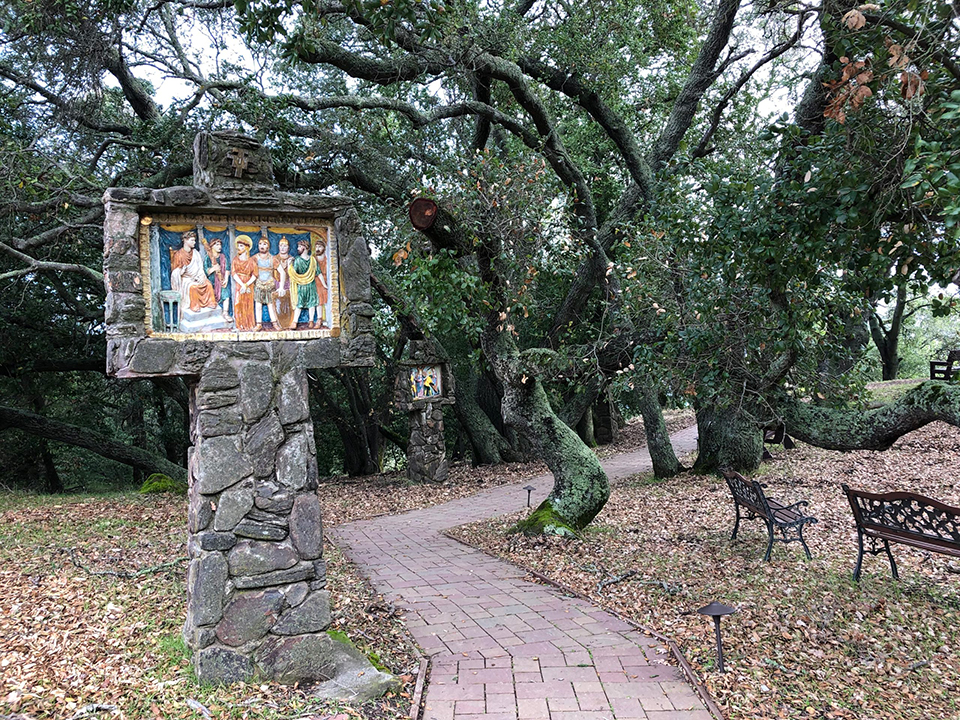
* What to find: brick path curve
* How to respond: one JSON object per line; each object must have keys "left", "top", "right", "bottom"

{"left": 329, "top": 426, "right": 715, "bottom": 720}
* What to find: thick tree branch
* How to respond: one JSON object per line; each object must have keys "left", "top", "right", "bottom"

{"left": 102, "top": 46, "right": 161, "bottom": 122}
{"left": 648, "top": 0, "right": 742, "bottom": 172}
{"left": 692, "top": 12, "right": 811, "bottom": 160}
{"left": 0, "top": 405, "right": 186, "bottom": 481}
{"left": 296, "top": 35, "right": 447, "bottom": 84}
{"left": 779, "top": 381, "right": 960, "bottom": 451}
{"left": 516, "top": 56, "right": 654, "bottom": 193}
{"left": 864, "top": 12, "right": 960, "bottom": 83}
{"left": 0, "top": 63, "right": 133, "bottom": 136}
{"left": 11, "top": 207, "right": 105, "bottom": 252}
{"left": 0, "top": 241, "right": 105, "bottom": 286}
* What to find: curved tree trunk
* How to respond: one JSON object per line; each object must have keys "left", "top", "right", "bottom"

{"left": 636, "top": 381, "right": 682, "bottom": 478}
{"left": 482, "top": 327, "right": 609, "bottom": 536}
{"left": 0, "top": 404, "right": 187, "bottom": 482}
{"left": 779, "top": 381, "right": 960, "bottom": 450}
{"left": 451, "top": 361, "right": 523, "bottom": 465}
{"left": 692, "top": 403, "right": 764, "bottom": 473}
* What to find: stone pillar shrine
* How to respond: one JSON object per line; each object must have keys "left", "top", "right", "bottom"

{"left": 103, "top": 132, "right": 393, "bottom": 696}
{"left": 396, "top": 339, "right": 454, "bottom": 483}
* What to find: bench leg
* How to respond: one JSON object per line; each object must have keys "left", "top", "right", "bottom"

{"left": 883, "top": 540, "right": 899, "bottom": 580}
{"left": 731, "top": 504, "right": 741, "bottom": 540}
{"left": 763, "top": 521, "right": 774, "bottom": 562}
{"left": 798, "top": 525, "right": 813, "bottom": 560}
{"left": 853, "top": 529, "right": 865, "bottom": 582}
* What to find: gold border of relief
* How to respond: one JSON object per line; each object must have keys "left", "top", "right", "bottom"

{"left": 139, "top": 212, "right": 341, "bottom": 341}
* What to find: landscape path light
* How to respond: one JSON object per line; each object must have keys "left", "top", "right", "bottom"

{"left": 523, "top": 485, "right": 535, "bottom": 508}
{"left": 697, "top": 601, "right": 737, "bottom": 673}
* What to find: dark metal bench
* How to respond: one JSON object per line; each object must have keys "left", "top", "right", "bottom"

{"left": 721, "top": 469, "right": 818, "bottom": 561}
{"left": 930, "top": 349, "right": 960, "bottom": 380}
{"left": 842, "top": 484, "right": 960, "bottom": 581}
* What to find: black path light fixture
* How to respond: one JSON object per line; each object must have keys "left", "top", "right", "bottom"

{"left": 697, "top": 601, "right": 737, "bottom": 673}
{"left": 523, "top": 485, "right": 535, "bottom": 508}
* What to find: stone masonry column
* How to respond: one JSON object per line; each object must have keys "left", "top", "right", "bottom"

{"left": 103, "top": 131, "right": 393, "bottom": 695}
{"left": 407, "top": 402, "right": 449, "bottom": 484}
{"left": 398, "top": 339, "right": 455, "bottom": 484}
{"left": 184, "top": 344, "right": 333, "bottom": 683}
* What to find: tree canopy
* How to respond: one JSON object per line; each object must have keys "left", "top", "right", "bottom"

{"left": 0, "top": 0, "right": 957, "bottom": 532}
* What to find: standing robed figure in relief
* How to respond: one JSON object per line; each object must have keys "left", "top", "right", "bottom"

{"left": 288, "top": 238, "right": 319, "bottom": 329}
{"left": 273, "top": 236, "right": 293, "bottom": 329}
{"left": 231, "top": 234, "right": 257, "bottom": 331}
{"left": 202, "top": 237, "right": 231, "bottom": 321}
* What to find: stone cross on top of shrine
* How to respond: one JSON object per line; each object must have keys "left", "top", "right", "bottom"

{"left": 103, "top": 132, "right": 392, "bottom": 696}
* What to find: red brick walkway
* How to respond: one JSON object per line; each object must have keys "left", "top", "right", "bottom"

{"left": 329, "top": 427, "right": 715, "bottom": 720}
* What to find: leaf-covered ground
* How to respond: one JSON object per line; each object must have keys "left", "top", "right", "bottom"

{"left": 317, "top": 409, "right": 695, "bottom": 527}
{"left": 0, "top": 495, "right": 419, "bottom": 720}
{"left": 450, "top": 422, "right": 960, "bottom": 720}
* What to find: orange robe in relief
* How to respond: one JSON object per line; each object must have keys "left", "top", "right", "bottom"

{"left": 232, "top": 255, "right": 258, "bottom": 331}
{"left": 171, "top": 248, "right": 217, "bottom": 312}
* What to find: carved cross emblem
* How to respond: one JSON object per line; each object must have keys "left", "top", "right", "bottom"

{"left": 228, "top": 148, "right": 250, "bottom": 178}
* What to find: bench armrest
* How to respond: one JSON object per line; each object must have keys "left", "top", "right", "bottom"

{"left": 780, "top": 500, "right": 812, "bottom": 514}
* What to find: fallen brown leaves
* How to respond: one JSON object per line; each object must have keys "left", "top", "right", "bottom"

{"left": 0, "top": 496, "right": 416, "bottom": 720}
{"left": 318, "top": 409, "right": 695, "bottom": 528}
{"left": 451, "top": 422, "right": 960, "bottom": 720}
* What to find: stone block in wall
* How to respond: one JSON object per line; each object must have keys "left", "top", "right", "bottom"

{"left": 232, "top": 561, "right": 315, "bottom": 590}
{"left": 289, "top": 494, "right": 322, "bottom": 560}
{"left": 195, "top": 646, "right": 253, "bottom": 685}
{"left": 198, "top": 406, "right": 243, "bottom": 438}
{"left": 187, "top": 552, "right": 228, "bottom": 627}
{"left": 276, "top": 433, "right": 310, "bottom": 490}
{"left": 215, "top": 589, "right": 285, "bottom": 647}
{"left": 272, "top": 590, "right": 331, "bottom": 635}
{"left": 213, "top": 479, "right": 255, "bottom": 531}
{"left": 234, "top": 520, "right": 287, "bottom": 541}
{"left": 228, "top": 539, "right": 298, "bottom": 576}
{"left": 196, "top": 436, "right": 247, "bottom": 495}
{"left": 239, "top": 363, "right": 274, "bottom": 424}
{"left": 200, "top": 357, "right": 240, "bottom": 392}
{"left": 243, "top": 413, "right": 285, "bottom": 479}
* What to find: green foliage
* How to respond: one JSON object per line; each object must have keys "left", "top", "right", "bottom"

{"left": 139, "top": 473, "right": 187, "bottom": 495}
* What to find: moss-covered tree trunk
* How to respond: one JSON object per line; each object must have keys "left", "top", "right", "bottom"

{"left": 451, "top": 361, "right": 523, "bottom": 465}
{"left": 692, "top": 403, "right": 764, "bottom": 473}
{"left": 779, "top": 380, "right": 960, "bottom": 450}
{"left": 636, "top": 380, "right": 682, "bottom": 478}
{"left": 482, "top": 327, "right": 609, "bottom": 536}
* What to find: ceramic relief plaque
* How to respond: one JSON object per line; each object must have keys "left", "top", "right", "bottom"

{"left": 140, "top": 214, "right": 340, "bottom": 341}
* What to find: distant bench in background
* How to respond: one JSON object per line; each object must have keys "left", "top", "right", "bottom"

{"left": 930, "top": 349, "right": 960, "bottom": 380}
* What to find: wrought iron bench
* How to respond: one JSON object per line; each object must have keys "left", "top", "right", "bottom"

{"left": 721, "top": 469, "right": 818, "bottom": 561}
{"left": 842, "top": 484, "right": 960, "bottom": 581}
{"left": 929, "top": 349, "right": 960, "bottom": 380}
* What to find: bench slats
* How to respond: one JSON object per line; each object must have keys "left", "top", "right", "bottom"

{"left": 722, "top": 469, "right": 817, "bottom": 561}
{"left": 843, "top": 484, "right": 960, "bottom": 580}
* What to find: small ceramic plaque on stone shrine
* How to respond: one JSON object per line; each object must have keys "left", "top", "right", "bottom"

{"left": 102, "top": 132, "right": 394, "bottom": 697}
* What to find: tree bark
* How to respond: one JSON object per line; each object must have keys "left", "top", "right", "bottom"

{"left": 482, "top": 326, "right": 609, "bottom": 536}
{"left": 869, "top": 284, "right": 907, "bottom": 381}
{"left": 636, "top": 381, "right": 682, "bottom": 478}
{"left": 451, "top": 361, "right": 522, "bottom": 465}
{"left": 779, "top": 381, "right": 960, "bottom": 451}
{"left": 19, "top": 375, "right": 64, "bottom": 493}
{"left": 692, "top": 403, "right": 764, "bottom": 473}
{"left": 0, "top": 405, "right": 186, "bottom": 482}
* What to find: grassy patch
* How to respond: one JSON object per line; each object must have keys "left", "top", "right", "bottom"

{"left": 865, "top": 379, "right": 925, "bottom": 406}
